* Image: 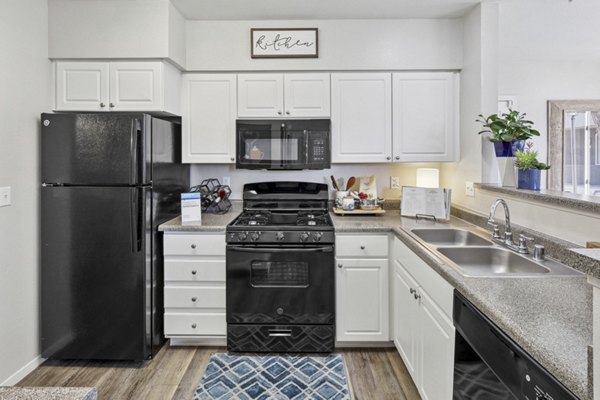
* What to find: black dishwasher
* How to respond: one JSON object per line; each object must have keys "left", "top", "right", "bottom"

{"left": 453, "top": 291, "right": 579, "bottom": 400}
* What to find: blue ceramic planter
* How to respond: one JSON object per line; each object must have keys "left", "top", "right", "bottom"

{"left": 493, "top": 140, "right": 525, "bottom": 157}
{"left": 518, "top": 169, "right": 541, "bottom": 191}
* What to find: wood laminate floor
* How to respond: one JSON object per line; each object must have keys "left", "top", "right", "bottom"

{"left": 17, "top": 343, "right": 421, "bottom": 400}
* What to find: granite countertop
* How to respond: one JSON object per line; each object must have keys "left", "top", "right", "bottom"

{"left": 158, "top": 208, "right": 592, "bottom": 398}
{"left": 334, "top": 211, "right": 592, "bottom": 400}
{"left": 159, "top": 202, "right": 242, "bottom": 232}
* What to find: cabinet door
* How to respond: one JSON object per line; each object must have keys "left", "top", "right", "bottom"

{"left": 331, "top": 73, "right": 392, "bottom": 163}
{"left": 418, "top": 290, "right": 455, "bottom": 400}
{"left": 392, "top": 261, "right": 420, "bottom": 380}
{"left": 55, "top": 62, "right": 109, "bottom": 111}
{"left": 392, "top": 72, "right": 458, "bottom": 162}
{"left": 182, "top": 74, "right": 236, "bottom": 163}
{"left": 109, "top": 62, "right": 162, "bottom": 111}
{"left": 284, "top": 73, "right": 330, "bottom": 117}
{"left": 336, "top": 258, "right": 389, "bottom": 342}
{"left": 237, "top": 73, "right": 284, "bottom": 117}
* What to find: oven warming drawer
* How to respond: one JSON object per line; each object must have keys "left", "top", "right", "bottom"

{"left": 227, "top": 324, "right": 334, "bottom": 353}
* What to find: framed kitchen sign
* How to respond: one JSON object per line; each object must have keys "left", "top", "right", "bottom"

{"left": 251, "top": 28, "right": 318, "bottom": 58}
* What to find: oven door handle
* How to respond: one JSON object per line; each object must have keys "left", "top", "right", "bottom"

{"left": 228, "top": 246, "right": 333, "bottom": 253}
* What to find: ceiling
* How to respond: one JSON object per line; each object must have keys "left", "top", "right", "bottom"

{"left": 170, "top": 0, "right": 482, "bottom": 20}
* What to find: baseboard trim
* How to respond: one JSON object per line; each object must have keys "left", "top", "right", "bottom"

{"left": 0, "top": 355, "right": 45, "bottom": 386}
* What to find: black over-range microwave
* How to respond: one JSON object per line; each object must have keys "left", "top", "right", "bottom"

{"left": 236, "top": 119, "right": 331, "bottom": 170}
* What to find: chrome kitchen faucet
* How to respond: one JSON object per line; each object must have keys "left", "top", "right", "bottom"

{"left": 488, "top": 198, "right": 537, "bottom": 255}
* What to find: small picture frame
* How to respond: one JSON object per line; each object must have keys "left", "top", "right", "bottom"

{"left": 251, "top": 28, "right": 318, "bottom": 59}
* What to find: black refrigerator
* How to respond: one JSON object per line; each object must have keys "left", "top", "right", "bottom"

{"left": 41, "top": 113, "right": 189, "bottom": 361}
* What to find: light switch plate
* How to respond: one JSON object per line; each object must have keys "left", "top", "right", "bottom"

{"left": 0, "top": 187, "right": 11, "bottom": 207}
{"left": 465, "top": 181, "right": 475, "bottom": 197}
{"left": 390, "top": 176, "right": 401, "bottom": 189}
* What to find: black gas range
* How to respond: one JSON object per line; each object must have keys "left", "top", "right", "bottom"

{"left": 226, "top": 181, "right": 335, "bottom": 353}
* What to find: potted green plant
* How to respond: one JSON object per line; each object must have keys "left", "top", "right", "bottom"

{"left": 477, "top": 109, "right": 541, "bottom": 157}
{"left": 515, "top": 142, "right": 550, "bottom": 191}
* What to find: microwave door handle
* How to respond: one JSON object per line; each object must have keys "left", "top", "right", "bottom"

{"left": 304, "top": 129, "right": 309, "bottom": 163}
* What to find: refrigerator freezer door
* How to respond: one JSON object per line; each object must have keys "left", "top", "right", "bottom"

{"left": 41, "top": 186, "right": 155, "bottom": 360}
{"left": 41, "top": 113, "right": 151, "bottom": 185}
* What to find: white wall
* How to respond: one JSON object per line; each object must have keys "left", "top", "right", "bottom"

{"left": 190, "top": 163, "right": 442, "bottom": 200}
{"left": 498, "top": 0, "right": 600, "bottom": 167}
{"left": 442, "top": 4, "right": 498, "bottom": 208}
{"left": 185, "top": 19, "right": 463, "bottom": 71}
{"left": 0, "top": 0, "right": 50, "bottom": 385}
{"left": 441, "top": 0, "right": 600, "bottom": 247}
{"left": 49, "top": 0, "right": 187, "bottom": 68}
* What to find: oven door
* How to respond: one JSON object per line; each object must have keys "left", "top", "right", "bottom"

{"left": 226, "top": 245, "right": 335, "bottom": 324}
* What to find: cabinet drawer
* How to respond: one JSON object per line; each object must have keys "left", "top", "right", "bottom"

{"left": 336, "top": 235, "right": 389, "bottom": 257}
{"left": 164, "top": 287, "right": 225, "bottom": 308}
{"left": 164, "top": 259, "right": 225, "bottom": 282}
{"left": 164, "top": 233, "right": 225, "bottom": 256}
{"left": 164, "top": 313, "right": 226, "bottom": 336}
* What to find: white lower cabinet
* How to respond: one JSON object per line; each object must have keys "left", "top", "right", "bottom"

{"left": 336, "top": 234, "right": 389, "bottom": 342}
{"left": 163, "top": 232, "right": 226, "bottom": 342}
{"left": 392, "top": 237, "right": 455, "bottom": 400}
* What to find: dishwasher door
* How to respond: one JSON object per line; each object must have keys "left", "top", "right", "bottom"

{"left": 453, "top": 291, "right": 579, "bottom": 400}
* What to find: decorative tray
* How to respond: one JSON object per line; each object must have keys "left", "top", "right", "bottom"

{"left": 332, "top": 207, "right": 386, "bottom": 216}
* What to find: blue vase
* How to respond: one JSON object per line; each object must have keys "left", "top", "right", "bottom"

{"left": 493, "top": 140, "right": 526, "bottom": 157}
{"left": 518, "top": 169, "right": 541, "bottom": 190}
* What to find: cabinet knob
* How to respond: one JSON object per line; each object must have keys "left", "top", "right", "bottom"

{"left": 100, "top": 102, "right": 106, "bottom": 108}
{"left": 109, "top": 102, "right": 115, "bottom": 108}
{"left": 386, "top": 156, "right": 391, "bottom": 161}
{"left": 395, "top": 156, "right": 400, "bottom": 160}
{"left": 191, "top": 244, "right": 196, "bottom": 249}
{"left": 191, "top": 270, "right": 197, "bottom": 275}
{"left": 360, "top": 245, "right": 365, "bottom": 250}
{"left": 337, "top": 263, "right": 343, "bottom": 269}
{"left": 230, "top": 157, "right": 235, "bottom": 162}
{"left": 191, "top": 297, "right": 197, "bottom": 302}
{"left": 409, "top": 288, "right": 416, "bottom": 294}
{"left": 277, "top": 110, "right": 282, "bottom": 115}
{"left": 414, "top": 292, "right": 421, "bottom": 301}
{"left": 191, "top": 323, "right": 197, "bottom": 329}
{"left": 286, "top": 111, "right": 290, "bottom": 115}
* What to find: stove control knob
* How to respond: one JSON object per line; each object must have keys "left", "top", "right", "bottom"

{"left": 311, "top": 232, "right": 323, "bottom": 242}
{"left": 250, "top": 232, "right": 260, "bottom": 241}
{"left": 276, "top": 232, "right": 285, "bottom": 241}
{"left": 300, "top": 232, "right": 310, "bottom": 242}
{"left": 237, "top": 232, "right": 248, "bottom": 241}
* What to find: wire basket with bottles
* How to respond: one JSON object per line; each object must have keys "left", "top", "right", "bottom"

{"left": 189, "top": 178, "right": 232, "bottom": 214}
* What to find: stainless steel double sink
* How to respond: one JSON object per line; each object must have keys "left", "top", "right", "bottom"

{"left": 410, "top": 228, "right": 581, "bottom": 278}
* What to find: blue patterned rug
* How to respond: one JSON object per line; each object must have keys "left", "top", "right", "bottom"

{"left": 193, "top": 353, "right": 351, "bottom": 400}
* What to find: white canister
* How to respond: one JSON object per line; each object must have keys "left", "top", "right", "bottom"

{"left": 341, "top": 196, "right": 355, "bottom": 211}
{"left": 335, "top": 191, "right": 349, "bottom": 208}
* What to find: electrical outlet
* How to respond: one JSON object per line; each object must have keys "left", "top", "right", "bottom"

{"left": 222, "top": 177, "right": 231, "bottom": 186}
{"left": 390, "top": 176, "right": 401, "bottom": 189}
{"left": 465, "top": 181, "right": 475, "bottom": 197}
{"left": 0, "top": 187, "right": 11, "bottom": 207}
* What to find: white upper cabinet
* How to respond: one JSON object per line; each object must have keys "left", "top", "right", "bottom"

{"left": 283, "top": 74, "right": 330, "bottom": 117}
{"left": 392, "top": 72, "right": 459, "bottom": 162}
{"left": 55, "top": 62, "right": 109, "bottom": 111}
{"left": 331, "top": 73, "right": 393, "bottom": 163}
{"left": 182, "top": 74, "right": 237, "bottom": 164}
{"left": 237, "top": 73, "right": 330, "bottom": 118}
{"left": 54, "top": 61, "right": 180, "bottom": 114}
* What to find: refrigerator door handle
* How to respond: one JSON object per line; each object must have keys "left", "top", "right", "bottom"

{"left": 130, "top": 189, "right": 142, "bottom": 252}
{"left": 130, "top": 119, "right": 141, "bottom": 185}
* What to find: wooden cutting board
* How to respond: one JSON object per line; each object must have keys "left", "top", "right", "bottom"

{"left": 586, "top": 242, "right": 600, "bottom": 248}
{"left": 332, "top": 207, "right": 386, "bottom": 216}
